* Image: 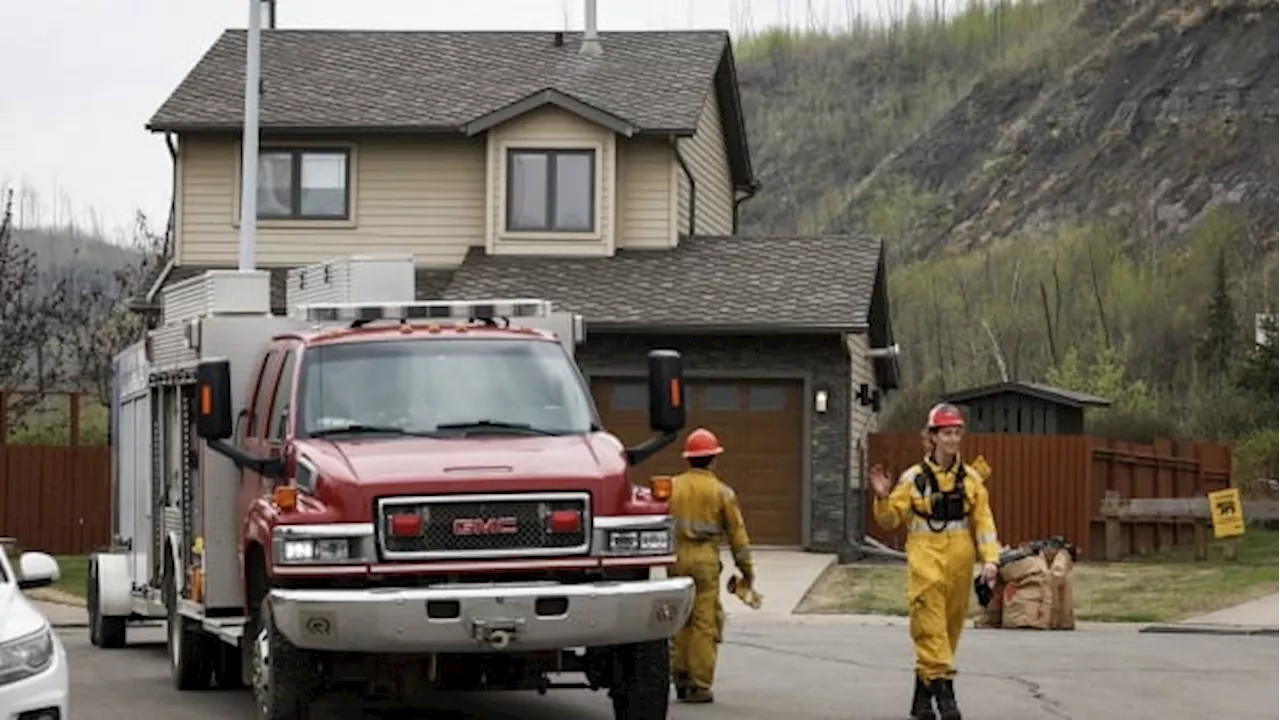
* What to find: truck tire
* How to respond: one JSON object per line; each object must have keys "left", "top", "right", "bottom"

{"left": 251, "top": 596, "right": 320, "bottom": 720}
{"left": 88, "top": 558, "right": 126, "bottom": 649}
{"left": 166, "top": 556, "right": 213, "bottom": 690}
{"left": 608, "top": 639, "right": 671, "bottom": 720}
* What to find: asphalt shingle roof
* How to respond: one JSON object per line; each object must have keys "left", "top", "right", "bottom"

{"left": 942, "top": 381, "right": 1114, "bottom": 408}
{"left": 440, "top": 235, "right": 884, "bottom": 331}
{"left": 150, "top": 30, "right": 726, "bottom": 134}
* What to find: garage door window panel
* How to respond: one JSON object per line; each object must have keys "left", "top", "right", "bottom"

{"left": 702, "top": 385, "right": 741, "bottom": 412}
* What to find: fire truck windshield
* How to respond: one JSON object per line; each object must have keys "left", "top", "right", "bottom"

{"left": 297, "top": 338, "right": 599, "bottom": 438}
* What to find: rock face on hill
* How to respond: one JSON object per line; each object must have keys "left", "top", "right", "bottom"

{"left": 737, "top": 0, "right": 1279, "bottom": 260}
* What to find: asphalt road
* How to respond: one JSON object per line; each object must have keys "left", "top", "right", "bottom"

{"left": 65, "top": 622, "right": 1278, "bottom": 719}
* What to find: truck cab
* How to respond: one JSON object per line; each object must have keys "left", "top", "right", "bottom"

{"left": 89, "top": 259, "right": 694, "bottom": 720}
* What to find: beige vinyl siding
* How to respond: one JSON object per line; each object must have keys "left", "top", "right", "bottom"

{"left": 176, "top": 135, "right": 486, "bottom": 267}
{"left": 486, "top": 106, "right": 615, "bottom": 257}
{"left": 616, "top": 138, "right": 675, "bottom": 249}
{"left": 675, "top": 89, "right": 734, "bottom": 235}
{"left": 845, "top": 332, "right": 880, "bottom": 489}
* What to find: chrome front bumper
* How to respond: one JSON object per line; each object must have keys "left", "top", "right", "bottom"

{"left": 269, "top": 576, "right": 695, "bottom": 653}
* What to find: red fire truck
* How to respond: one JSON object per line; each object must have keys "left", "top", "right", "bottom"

{"left": 90, "top": 254, "right": 694, "bottom": 719}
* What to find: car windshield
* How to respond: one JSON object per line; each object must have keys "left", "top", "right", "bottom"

{"left": 297, "top": 338, "right": 598, "bottom": 438}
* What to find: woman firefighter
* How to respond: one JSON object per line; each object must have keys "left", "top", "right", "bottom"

{"left": 868, "top": 403, "right": 1001, "bottom": 720}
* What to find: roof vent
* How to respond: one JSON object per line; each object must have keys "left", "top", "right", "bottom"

{"left": 554, "top": 31, "right": 565, "bottom": 47}
{"left": 580, "top": 0, "right": 603, "bottom": 56}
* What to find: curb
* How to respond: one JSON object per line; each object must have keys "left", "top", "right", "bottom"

{"left": 50, "top": 622, "right": 90, "bottom": 630}
{"left": 1138, "top": 624, "right": 1279, "bottom": 637}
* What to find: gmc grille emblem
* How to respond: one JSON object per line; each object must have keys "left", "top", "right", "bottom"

{"left": 452, "top": 516, "right": 519, "bottom": 536}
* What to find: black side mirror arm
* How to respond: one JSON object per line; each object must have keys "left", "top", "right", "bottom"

{"left": 625, "top": 430, "right": 679, "bottom": 466}
{"left": 207, "top": 439, "right": 285, "bottom": 479}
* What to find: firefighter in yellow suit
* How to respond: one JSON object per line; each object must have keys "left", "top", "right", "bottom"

{"left": 869, "top": 404, "right": 1001, "bottom": 720}
{"left": 667, "top": 427, "right": 754, "bottom": 705}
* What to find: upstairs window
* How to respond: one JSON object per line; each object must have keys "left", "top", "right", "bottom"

{"left": 257, "top": 148, "right": 350, "bottom": 220}
{"left": 506, "top": 149, "right": 595, "bottom": 233}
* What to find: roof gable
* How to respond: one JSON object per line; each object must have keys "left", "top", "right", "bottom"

{"left": 147, "top": 29, "right": 756, "bottom": 190}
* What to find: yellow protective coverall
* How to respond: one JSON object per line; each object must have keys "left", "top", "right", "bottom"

{"left": 873, "top": 456, "right": 1001, "bottom": 681}
{"left": 668, "top": 467, "right": 754, "bottom": 695}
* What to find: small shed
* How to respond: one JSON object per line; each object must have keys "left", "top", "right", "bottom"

{"left": 940, "top": 381, "right": 1112, "bottom": 435}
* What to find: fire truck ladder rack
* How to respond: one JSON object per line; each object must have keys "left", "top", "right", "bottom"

{"left": 303, "top": 299, "right": 554, "bottom": 330}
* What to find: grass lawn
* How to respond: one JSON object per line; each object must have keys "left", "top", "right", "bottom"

{"left": 796, "top": 530, "right": 1279, "bottom": 623}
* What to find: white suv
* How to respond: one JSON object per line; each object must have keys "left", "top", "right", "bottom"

{"left": 0, "top": 543, "right": 68, "bottom": 720}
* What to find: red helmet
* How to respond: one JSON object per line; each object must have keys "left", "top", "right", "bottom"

{"left": 682, "top": 428, "right": 724, "bottom": 458}
{"left": 926, "top": 403, "right": 965, "bottom": 430}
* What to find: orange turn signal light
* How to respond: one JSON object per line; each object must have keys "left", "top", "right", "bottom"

{"left": 273, "top": 485, "right": 299, "bottom": 510}
{"left": 650, "top": 475, "right": 672, "bottom": 500}
{"left": 669, "top": 378, "right": 682, "bottom": 407}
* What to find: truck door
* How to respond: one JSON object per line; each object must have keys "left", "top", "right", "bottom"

{"left": 237, "top": 347, "right": 279, "bottom": 558}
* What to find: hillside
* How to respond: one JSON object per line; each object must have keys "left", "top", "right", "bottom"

{"left": 838, "top": 0, "right": 1278, "bottom": 259}
{"left": 733, "top": 0, "right": 1278, "bottom": 468}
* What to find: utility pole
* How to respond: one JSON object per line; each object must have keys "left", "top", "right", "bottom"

{"left": 236, "top": 0, "right": 264, "bottom": 272}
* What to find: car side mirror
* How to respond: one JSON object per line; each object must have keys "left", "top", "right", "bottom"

{"left": 17, "top": 551, "right": 60, "bottom": 591}
{"left": 196, "top": 359, "right": 234, "bottom": 441}
{"left": 647, "top": 349, "right": 685, "bottom": 433}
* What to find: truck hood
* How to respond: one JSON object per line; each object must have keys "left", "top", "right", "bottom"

{"left": 327, "top": 435, "right": 621, "bottom": 481}
{"left": 0, "top": 583, "right": 50, "bottom": 643}
{"left": 293, "top": 433, "right": 632, "bottom": 519}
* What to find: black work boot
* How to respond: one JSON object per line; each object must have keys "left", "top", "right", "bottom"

{"left": 673, "top": 671, "right": 690, "bottom": 700}
{"left": 910, "top": 675, "right": 937, "bottom": 719}
{"left": 931, "top": 678, "right": 962, "bottom": 720}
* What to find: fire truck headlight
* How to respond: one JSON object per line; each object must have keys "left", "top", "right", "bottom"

{"left": 273, "top": 524, "right": 371, "bottom": 565}
{"left": 605, "top": 527, "right": 672, "bottom": 555}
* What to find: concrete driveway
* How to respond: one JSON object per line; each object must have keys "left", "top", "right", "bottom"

{"left": 64, "top": 617, "right": 1277, "bottom": 719}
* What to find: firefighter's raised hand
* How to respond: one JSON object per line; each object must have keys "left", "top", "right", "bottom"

{"left": 869, "top": 464, "right": 892, "bottom": 499}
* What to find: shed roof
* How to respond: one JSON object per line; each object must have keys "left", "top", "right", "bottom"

{"left": 941, "top": 381, "right": 1113, "bottom": 408}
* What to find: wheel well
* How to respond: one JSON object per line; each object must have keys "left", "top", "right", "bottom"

{"left": 244, "top": 543, "right": 267, "bottom": 615}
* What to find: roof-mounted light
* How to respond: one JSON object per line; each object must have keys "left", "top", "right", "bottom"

{"left": 302, "top": 299, "right": 553, "bottom": 324}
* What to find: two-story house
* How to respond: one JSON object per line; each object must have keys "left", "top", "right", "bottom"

{"left": 137, "top": 24, "right": 899, "bottom": 552}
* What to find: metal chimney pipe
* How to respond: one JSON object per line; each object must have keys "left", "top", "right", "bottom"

{"left": 580, "top": 0, "right": 602, "bottom": 56}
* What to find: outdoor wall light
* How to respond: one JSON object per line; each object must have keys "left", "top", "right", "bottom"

{"left": 815, "top": 390, "right": 829, "bottom": 413}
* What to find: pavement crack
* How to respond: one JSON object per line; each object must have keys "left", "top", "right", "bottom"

{"left": 722, "top": 639, "right": 885, "bottom": 671}
{"left": 988, "top": 674, "right": 1073, "bottom": 720}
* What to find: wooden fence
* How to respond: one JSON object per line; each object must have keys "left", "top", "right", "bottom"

{"left": 866, "top": 433, "right": 1232, "bottom": 561}
{"left": 0, "top": 390, "right": 113, "bottom": 555}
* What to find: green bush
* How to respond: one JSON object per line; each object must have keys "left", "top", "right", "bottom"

{"left": 1233, "top": 429, "right": 1279, "bottom": 495}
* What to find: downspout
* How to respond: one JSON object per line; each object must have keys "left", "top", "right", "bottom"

{"left": 732, "top": 181, "right": 761, "bottom": 234}
{"left": 163, "top": 132, "right": 178, "bottom": 258}
{"left": 669, "top": 136, "right": 695, "bottom": 237}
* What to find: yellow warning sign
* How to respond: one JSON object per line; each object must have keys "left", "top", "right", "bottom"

{"left": 1207, "top": 488, "right": 1245, "bottom": 539}
{"left": 970, "top": 455, "right": 992, "bottom": 480}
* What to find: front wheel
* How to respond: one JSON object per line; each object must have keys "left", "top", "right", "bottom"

{"left": 608, "top": 639, "right": 671, "bottom": 720}
{"left": 251, "top": 596, "right": 321, "bottom": 720}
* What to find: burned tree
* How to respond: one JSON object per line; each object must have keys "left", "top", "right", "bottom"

{"left": 0, "top": 190, "right": 88, "bottom": 423}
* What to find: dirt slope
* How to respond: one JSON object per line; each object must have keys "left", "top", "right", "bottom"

{"left": 831, "top": 0, "right": 1278, "bottom": 259}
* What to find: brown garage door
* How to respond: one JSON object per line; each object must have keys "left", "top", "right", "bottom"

{"left": 591, "top": 378, "right": 805, "bottom": 545}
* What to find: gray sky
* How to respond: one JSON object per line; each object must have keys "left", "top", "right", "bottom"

{"left": 0, "top": 0, "right": 954, "bottom": 242}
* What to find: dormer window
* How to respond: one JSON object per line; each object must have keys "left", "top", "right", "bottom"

{"left": 505, "top": 148, "right": 595, "bottom": 233}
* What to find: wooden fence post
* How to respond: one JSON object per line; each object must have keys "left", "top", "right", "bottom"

{"left": 1100, "top": 490, "right": 1125, "bottom": 562}
{"left": 1192, "top": 520, "right": 1208, "bottom": 561}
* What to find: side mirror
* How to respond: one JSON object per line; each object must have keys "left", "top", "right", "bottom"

{"left": 196, "top": 359, "right": 234, "bottom": 440}
{"left": 646, "top": 349, "right": 685, "bottom": 433}
{"left": 623, "top": 350, "right": 685, "bottom": 466}
{"left": 17, "top": 551, "right": 60, "bottom": 591}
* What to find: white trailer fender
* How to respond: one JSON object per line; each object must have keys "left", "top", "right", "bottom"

{"left": 92, "top": 553, "right": 133, "bottom": 617}
{"left": 166, "top": 532, "right": 185, "bottom": 594}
